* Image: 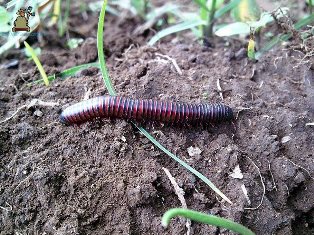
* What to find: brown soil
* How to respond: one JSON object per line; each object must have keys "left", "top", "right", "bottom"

{"left": 0, "top": 2, "right": 313, "bottom": 235}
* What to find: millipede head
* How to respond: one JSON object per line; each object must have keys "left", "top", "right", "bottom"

{"left": 59, "top": 113, "right": 70, "bottom": 125}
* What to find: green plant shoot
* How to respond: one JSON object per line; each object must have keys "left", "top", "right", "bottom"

{"left": 231, "top": 0, "right": 261, "bottom": 22}
{"left": 162, "top": 208, "right": 255, "bottom": 235}
{"left": 30, "top": 62, "right": 100, "bottom": 85}
{"left": 215, "top": 8, "right": 289, "bottom": 37}
{"left": 247, "top": 30, "right": 255, "bottom": 60}
{"left": 50, "top": 0, "right": 61, "bottom": 25}
{"left": 308, "top": 0, "right": 313, "bottom": 13}
{"left": 131, "top": 0, "right": 148, "bottom": 19}
{"left": 197, "top": 0, "right": 224, "bottom": 37}
{"left": 24, "top": 41, "right": 49, "bottom": 86}
{"left": 0, "top": 6, "right": 11, "bottom": 33}
{"left": 148, "top": 0, "right": 241, "bottom": 45}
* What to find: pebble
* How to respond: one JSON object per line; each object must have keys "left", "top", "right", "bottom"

{"left": 34, "top": 110, "right": 43, "bottom": 117}
{"left": 187, "top": 146, "right": 202, "bottom": 157}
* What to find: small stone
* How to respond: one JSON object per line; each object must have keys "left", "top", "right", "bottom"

{"left": 121, "top": 136, "right": 126, "bottom": 142}
{"left": 34, "top": 110, "right": 43, "bottom": 117}
{"left": 281, "top": 136, "right": 291, "bottom": 144}
{"left": 230, "top": 165, "right": 243, "bottom": 179}
{"left": 294, "top": 172, "right": 305, "bottom": 184}
{"left": 188, "top": 55, "right": 197, "bottom": 63}
{"left": 187, "top": 146, "right": 202, "bottom": 157}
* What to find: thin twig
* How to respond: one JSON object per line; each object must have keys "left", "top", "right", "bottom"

{"left": 204, "top": 0, "right": 217, "bottom": 39}
{"left": 83, "top": 88, "right": 92, "bottom": 100}
{"left": 13, "top": 166, "right": 36, "bottom": 192}
{"left": 287, "top": 159, "right": 314, "bottom": 180}
{"left": 216, "top": 78, "right": 224, "bottom": 100}
{"left": 0, "top": 99, "right": 59, "bottom": 124}
{"left": 155, "top": 53, "right": 182, "bottom": 75}
{"left": 268, "top": 161, "right": 277, "bottom": 191}
{"left": 0, "top": 104, "right": 28, "bottom": 124}
{"left": 244, "top": 156, "right": 265, "bottom": 210}
{"left": 0, "top": 202, "right": 12, "bottom": 212}
{"left": 163, "top": 167, "right": 191, "bottom": 235}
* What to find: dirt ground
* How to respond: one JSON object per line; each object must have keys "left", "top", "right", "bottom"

{"left": 0, "top": 1, "right": 313, "bottom": 235}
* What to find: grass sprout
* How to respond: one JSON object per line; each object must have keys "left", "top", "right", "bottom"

{"left": 231, "top": 0, "right": 261, "bottom": 22}
{"left": 0, "top": 6, "right": 11, "bottom": 32}
{"left": 97, "top": 0, "right": 232, "bottom": 204}
{"left": 24, "top": 41, "right": 49, "bottom": 86}
{"left": 97, "top": 0, "right": 116, "bottom": 95}
{"left": 215, "top": 7, "right": 289, "bottom": 37}
{"left": 131, "top": 0, "right": 148, "bottom": 19}
{"left": 30, "top": 62, "right": 100, "bottom": 85}
{"left": 195, "top": 0, "right": 223, "bottom": 37}
{"left": 247, "top": 34, "right": 256, "bottom": 60}
{"left": 67, "top": 38, "right": 84, "bottom": 49}
{"left": 148, "top": 18, "right": 207, "bottom": 46}
{"left": 58, "top": 0, "right": 71, "bottom": 36}
{"left": 308, "top": 0, "right": 313, "bottom": 14}
{"left": 256, "top": 13, "right": 314, "bottom": 58}
{"left": 50, "top": 0, "right": 61, "bottom": 25}
{"left": 148, "top": 0, "right": 241, "bottom": 45}
{"left": 162, "top": 208, "right": 255, "bottom": 235}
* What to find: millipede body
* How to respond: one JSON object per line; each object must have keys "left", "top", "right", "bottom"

{"left": 60, "top": 96, "right": 234, "bottom": 125}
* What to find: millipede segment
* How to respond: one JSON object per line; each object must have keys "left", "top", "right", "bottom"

{"left": 60, "top": 96, "right": 234, "bottom": 125}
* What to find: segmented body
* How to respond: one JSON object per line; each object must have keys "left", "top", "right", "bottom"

{"left": 60, "top": 96, "right": 234, "bottom": 125}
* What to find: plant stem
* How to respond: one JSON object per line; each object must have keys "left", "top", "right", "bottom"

{"left": 58, "top": 0, "right": 71, "bottom": 36}
{"left": 144, "top": 0, "right": 148, "bottom": 17}
{"left": 256, "top": 13, "right": 314, "bottom": 59}
{"left": 97, "top": 0, "right": 116, "bottom": 95}
{"left": 204, "top": 0, "right": 217, "bottom": 39}
{"left": 24, "top": 41, "right": 49, "bottom": 86}
{"left": 309, "top": 0, "right": 313, "bottom": 14}
{"left": 162, "top": 208, "right": 255, "bottom": 235}
{"left": 51, "top": 0, "right": 61, "bottom": 25}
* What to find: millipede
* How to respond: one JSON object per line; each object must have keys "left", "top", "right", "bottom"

{"left": 60, "top": 95, "right": 234, "bottom": 126}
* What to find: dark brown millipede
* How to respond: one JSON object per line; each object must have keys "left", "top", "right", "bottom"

{"left": 60, "top": 95, "right": 234, "bottom": 125}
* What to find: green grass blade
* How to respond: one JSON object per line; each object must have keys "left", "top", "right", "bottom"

{"left": 214, "top": 0, "right": 241, "bottom": 19}
{"left": 24, "top": 41, "right": 49, "bottom": 86}
{"left": 58, "top": 0, "right": 71, "bottom": 36}
{"left": 98, "top": 0, "right": 232, "bottom": 204}
{"left": 194, "top": 0, "right": 233, "bottom": 37}
{"left": 247, "top": 38, "right": 256, "bottom": 60}
{"left": 294, "top": 12, "right": 314, "bottom": 29}
{"left": 194, "top": 0, "right": 210, "bottom": 24}
{"left": 162, "top": 208, "right": 255, "bottom": 235}
{"left": 148, "top": 18, "right": 207, "bottom": 46}
{"left": 255, "top": 34, "right": 290, "bottom": 59}
{"left": 194, "top": 0, "right": 211, "bottom": 13}
{"left": 137, "top": 127, "right": 232, "bottom": 204}
{"left": 97, "top": 0, "right": 116, "bottom": 95}
{"left": 30, "top": 62, "right": 100, "bottom": 85}
{"left": 256, "top": 13, "right": 314, "bottom": 58}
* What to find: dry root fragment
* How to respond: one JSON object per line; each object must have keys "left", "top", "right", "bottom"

{"left": 0, "top": 99, "right": 59, "bottom": 124}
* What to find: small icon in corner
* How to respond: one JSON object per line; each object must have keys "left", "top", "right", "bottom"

{"left": 12, "top": 6, "right": 35, "bottom": 32}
